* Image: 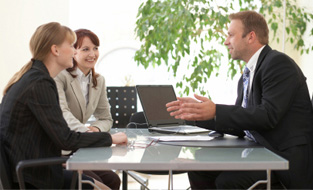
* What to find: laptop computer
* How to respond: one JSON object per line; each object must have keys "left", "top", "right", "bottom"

{"left": 136, "top": 85, "right": 210, "bottom": 134}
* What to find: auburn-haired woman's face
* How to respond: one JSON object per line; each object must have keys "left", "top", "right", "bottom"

{"left": 74, "top": 37, "right": 99, "bottom": 75}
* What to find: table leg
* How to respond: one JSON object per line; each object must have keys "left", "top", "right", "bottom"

{"left": 247, "top": 170, "right": 271, "bottom": 190}
{"left": 267, "top": 169, "right": 271, "bottom": 190}
{"left": 168, "top": 170, "right": 173, "bottom": 190}
{"left": 123, "top": 170, "right": 128, "bottom": 190}
{"left": 78, "top": 170, "right": 82, "bottom": 190}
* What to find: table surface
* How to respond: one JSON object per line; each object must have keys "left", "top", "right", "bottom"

{"left": 66, "top": 128, "right": 288, "bottom": 172}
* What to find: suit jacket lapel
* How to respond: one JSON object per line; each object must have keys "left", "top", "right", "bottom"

{"left": 70, "top": 79, "right": 87, "bottom": 118}
{"left": 248, "top": 45, "right": 272, "bottom": 105}
{"left": 86, "top": 79, "right": 96, "bottom": 119}
{"left": 236, "top": 76, "right": 244, "bottom": 106}
{"left": 254, "top": 45, "right": 271, "bottom": 74}
{"left": 235, "top": 45, "right": 272, "bottom": 107}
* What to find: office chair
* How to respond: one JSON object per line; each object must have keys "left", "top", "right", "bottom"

{"left": 127, "top": 111, "right": 148, "bottom": 128}
{"left": 107, "top": 86, "right": 137, "bottom": 128}
{"left": 124, "top": 111, "right": 186, "bottom": 190}
{"left": 0, "top": 139, "right": 76, "bottom": 189}
{"left": 106, "top": 86, "right": 143, "bottom": 189}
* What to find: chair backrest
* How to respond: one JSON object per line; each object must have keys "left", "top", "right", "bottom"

{"left": 128, "top": 111, "right": 148, "bottom": 128}
{"left": 0, "top": 139, "right": 14, "bottom": 189}
{"left": 129, "top": 111, "right": 146, "bottom": 123}
{"left": 107, "top": 86, "right": 137, "bottom": 128}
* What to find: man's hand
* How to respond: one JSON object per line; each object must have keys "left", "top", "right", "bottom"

{"left": 166, "top": 94, "right": 216, "bottom": 121}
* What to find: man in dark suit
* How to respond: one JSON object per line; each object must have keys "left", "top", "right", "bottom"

{"left": 166, "top": 10, "right": 313, "bottom": 189}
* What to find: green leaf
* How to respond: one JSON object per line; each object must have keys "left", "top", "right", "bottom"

{"left": 134, "top": 0, "right": 313, "bottom": 96}
{"left": 297, "top": 39, "right": 304, "bottom": 47}
{"left": 286, "top": 27, "right": 290, "bottom": 34}
{"left": 271, "top": 22, "right": 278, "bottom": 32}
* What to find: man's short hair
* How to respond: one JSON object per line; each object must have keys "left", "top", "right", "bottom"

{"left": 229, "top": 11, "right": 269, "bottom": 45}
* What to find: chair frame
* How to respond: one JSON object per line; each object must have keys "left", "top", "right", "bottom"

{"left": 16, "top": 157, "right": 70, "bottom": 189}
{"left": 1, "top": 139, "right": 76, "bottom": 190}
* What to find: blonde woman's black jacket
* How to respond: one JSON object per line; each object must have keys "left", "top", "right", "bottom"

{"left": 0, "top": 60, "right": 113, "bottom": 189}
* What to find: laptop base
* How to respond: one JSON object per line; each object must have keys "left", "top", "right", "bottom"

{"left": 149, "top": 125, "right": 209, "bottom": 135}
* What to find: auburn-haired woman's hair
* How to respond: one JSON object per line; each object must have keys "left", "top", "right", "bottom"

{"left": 3, "top": 22, "right": 76, "bottom": 95}
{"left": 66, "top": 29, "right": 100, "bottom": 88}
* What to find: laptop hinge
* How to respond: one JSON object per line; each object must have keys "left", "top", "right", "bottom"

{"left": 154, "top": 123, "right": 179, "bottom": 127}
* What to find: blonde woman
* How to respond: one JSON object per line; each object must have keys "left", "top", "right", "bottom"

{"left": 0, "top": 22, "right": 127, "bottom": 189}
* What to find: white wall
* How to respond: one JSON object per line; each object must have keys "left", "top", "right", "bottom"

{"left": 68, "top": 0, "right": 145, "bottom": 87}
{"left": 0, "top": 0, "right": 312, "bottom": 102}
{"left": 0, "top": 0, "right": 70, "bottom": 100}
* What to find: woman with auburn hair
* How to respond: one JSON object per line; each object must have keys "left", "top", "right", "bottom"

{"left": 0, "top": 22, "right": 127, "bottom": 189}
{"left": 54, "top": 28, "right": 120, "bottom": 189}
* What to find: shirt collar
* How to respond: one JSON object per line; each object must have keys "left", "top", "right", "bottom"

{"left": 245, "top": 45, "right": 265, "bottom": 73}
{"left": 76, "top": 68, "right": 91, "bottom": 82}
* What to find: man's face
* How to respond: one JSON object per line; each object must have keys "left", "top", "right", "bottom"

{"left": 224, "top": 19, "right": 250, "bottom": 62}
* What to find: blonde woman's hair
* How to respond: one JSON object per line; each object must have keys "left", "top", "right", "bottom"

{"left": 3, "top": 22, "right": 76, "bottom": 95}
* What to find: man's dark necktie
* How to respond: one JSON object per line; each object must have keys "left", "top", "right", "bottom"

{"left": 242, "top": 66, "right": 256, "bottom": 142}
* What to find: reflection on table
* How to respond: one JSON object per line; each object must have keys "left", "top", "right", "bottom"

{"left": 66, "top": 128, "right": 288, "bottom": 190}
{"left": 67, "top": 128, "right": 287, "bottom": 171}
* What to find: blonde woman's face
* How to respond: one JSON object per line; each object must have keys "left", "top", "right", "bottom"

{"left": 56, "top": 39, "right": 76, "bottom": 69}
{"left": 74, "top": 37, "right": 99, "bottom": 75}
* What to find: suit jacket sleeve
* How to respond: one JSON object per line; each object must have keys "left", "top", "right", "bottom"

{"left": 215, "top": 49, "right": 308, "bottom": 132}
{"left": 89, "top": 76, "right": 113, "bottom": 132}
{"left": 27, "top": 78, "right": 112, "bottom": 150}
{"left": 54, "top": 73, "right": 89, "bottom": 132}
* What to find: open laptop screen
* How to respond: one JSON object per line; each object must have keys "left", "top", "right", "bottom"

{"left": 136, "top": 85, "right": 185, "bottom": 127}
